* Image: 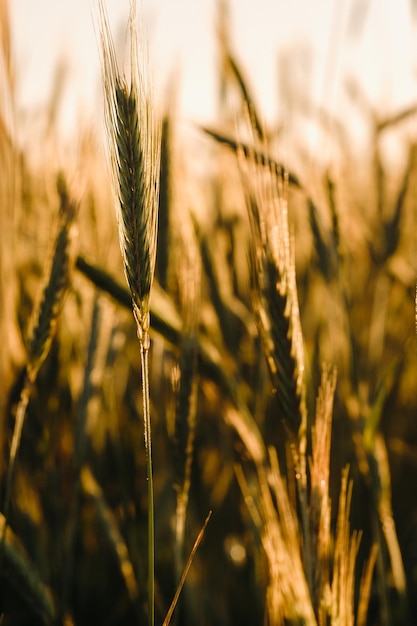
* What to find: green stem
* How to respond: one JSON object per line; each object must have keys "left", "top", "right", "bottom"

{"left": 140, "top": 331, "right": 154, "bottom": 626}
{"left": 3, "top": 375, "right": 31, "bottom": 527}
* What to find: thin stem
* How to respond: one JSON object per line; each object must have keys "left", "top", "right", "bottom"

{"left": 163, "top": 511, "right": 212, "bottom": 626}
{"left": 140, "top": 330, "right": 154, "bottom": 626}
{"left": 3, "top": 374, "right": 31, "bottom": 529}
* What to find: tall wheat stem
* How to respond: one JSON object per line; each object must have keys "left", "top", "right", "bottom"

{"left": 139, "top": 330, "right": 154, "bottom": 624}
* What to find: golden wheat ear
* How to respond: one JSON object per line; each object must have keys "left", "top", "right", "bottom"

{"left": 26, "top": 174, "right": 78, "bottom": 382}
{"left": 98, "top": 0, "right": 161, "bottom": 345}
{"left": 238, "top": 149, "right": 307, "bottom": 450}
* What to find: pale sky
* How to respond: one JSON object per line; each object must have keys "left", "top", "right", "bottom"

{"left": 9, "top": 0, "right": 417, "bottom": 152}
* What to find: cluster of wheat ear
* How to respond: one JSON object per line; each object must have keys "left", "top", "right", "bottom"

{"left": 0, "top": 0, "right": 414, "bottom": 624}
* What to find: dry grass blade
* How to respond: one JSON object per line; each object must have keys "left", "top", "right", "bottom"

{"left": 376, "top": 103, "right": 417, "bottom": 132}
{"left": 0, "top": 513, "right": 57, "bottom": 623}
{"left": 373, "top": 434, "right": 406, "bottom": 595}
{"left": 201, "top": 125, "right": 301, "bottom": 188}
{"left": 162, "top": 511, "right": 212, "bottom": 626}
{"left": 225, "top": 52, "right": 264, "bottom": 140}
{"left": 221, "top": 400, "right": 265, "bottom": 464}
{"left": 98, "top": 0, "right": 161, "bottom": 343}
{"left": 356, "top": 543, "right": 378, "bottom": 626}
{"left": 217, "top": 0, "right": 264, "bottom": 140}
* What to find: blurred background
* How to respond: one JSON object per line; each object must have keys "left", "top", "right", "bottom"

{"left": 2, "top": 1, "right": 417, "bottom": 624}
{"left": 9, "top": 0, "right": 417, "bottom": 157}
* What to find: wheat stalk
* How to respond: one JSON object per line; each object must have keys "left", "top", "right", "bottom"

{"left": 98, "top": 3, "right": 161, "bottom": 624}
{"left": 172, "top": 227, "right": 200, "bottom": 588}
{"left": 163, "top": 511, "right": 212, "bottom": 626}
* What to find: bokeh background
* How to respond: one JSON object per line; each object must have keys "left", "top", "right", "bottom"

{"left": 10, "top": 0, "right": 417, "bottom": 151}
{"left": 2, "top": 1, "right": 417, "bottom": 625}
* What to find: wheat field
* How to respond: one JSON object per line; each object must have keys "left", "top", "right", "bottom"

{"left": 0, "top": 1, "right": 416, "bottom": 625}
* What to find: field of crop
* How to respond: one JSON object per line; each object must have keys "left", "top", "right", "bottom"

{"left": 0, "top": 1, "right": 416, "bottom": 625}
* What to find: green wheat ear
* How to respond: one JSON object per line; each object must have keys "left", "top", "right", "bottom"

{"left": 98, "top": 0, "right": 161, "bottom": 345}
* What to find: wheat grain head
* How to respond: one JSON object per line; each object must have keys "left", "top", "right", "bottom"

{"left": 3, "top": 175, "right": 78, "bottom": 531}
{"left": 26, "top": 175, "right": 78, "bottom": 382}
{"left": 238, "top": 148, "right": 307, "bottom": 451}
{"left": 98, "top": 0, "right": 161, "bottom": 345}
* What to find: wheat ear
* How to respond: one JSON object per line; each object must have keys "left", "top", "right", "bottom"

{"left": 238, "top": 149, "right": 307, "bottom": 449}
{"left": 2, "top": 176, "right": 77, "bottom": 533}
{"left": 98, "top": 3, "right": 161, "bottom": 625}
{"left": 98, "top": 1, "right": 160, "bottom": 343}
